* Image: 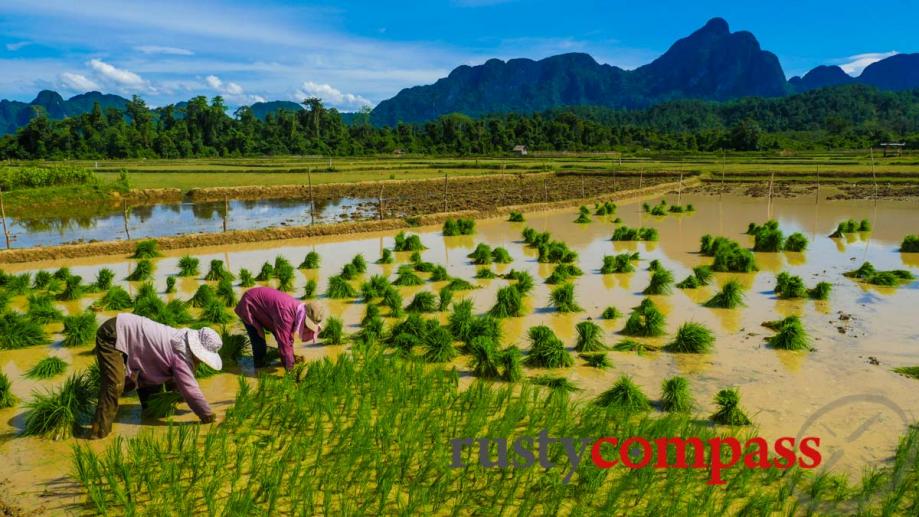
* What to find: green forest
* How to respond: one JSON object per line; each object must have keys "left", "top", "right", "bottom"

{"left": 1, "top": 85, "right": 916, "bottom": 159}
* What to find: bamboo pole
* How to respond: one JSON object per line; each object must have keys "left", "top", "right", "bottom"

{"left": 639, "top": 168, "right": 643, "bottom": 189}
{"left": 0, "top": 187, "right": 10, "bottom": 250}
{"left": 677, "top": 167, "right": 684, "bottom": 207}
{"left": 307, "top": 168, "right": 315, "bottom": 225}
{"left": 122, "top": 200, "right": 131, "bottom": 240}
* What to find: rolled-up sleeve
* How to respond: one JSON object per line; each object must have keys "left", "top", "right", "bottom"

{"left": 171, "top": 356, "right": 212, "bottom": 420}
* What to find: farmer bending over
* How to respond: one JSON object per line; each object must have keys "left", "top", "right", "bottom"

{"left": 234, "top": 286, "right": 325, "bottom": 371}
{"left": 88, "top": 313, "right": 223, "bottom": 439}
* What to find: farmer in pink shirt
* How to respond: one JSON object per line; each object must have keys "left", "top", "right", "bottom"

{"left": 87, "top": 313, "right": 223, "bottom": 439}
{"left": 234, "top": 286, "right": 325, "bottom": 370}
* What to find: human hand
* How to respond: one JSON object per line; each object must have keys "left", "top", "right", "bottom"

{"left": 293, "top": 354, "right": 305, "bottom": 364}
{"left": 201, "top": 414, "right": 217, "bottom": 424}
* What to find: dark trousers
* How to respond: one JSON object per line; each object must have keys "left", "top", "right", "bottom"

{"left": 244, "top": 323, "right": 269, "bottom": 367}
{"left": 91, "top": 317, "right": 124, "bottom": 438}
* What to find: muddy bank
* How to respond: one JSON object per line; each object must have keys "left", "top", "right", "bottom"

{"left": 693, "top": 181, "right": 919, "bottom": 201}
{"left": 0, "top": 178, "right": 695, "bottom": 264}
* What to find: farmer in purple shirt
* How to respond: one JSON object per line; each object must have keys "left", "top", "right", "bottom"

{"left": 87, "top": 313, "right": 223, "bottom": 439}
{"left": 234, "top": 286, "right": 325, "bottom": 370}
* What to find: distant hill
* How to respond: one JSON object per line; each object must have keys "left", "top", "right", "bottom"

{"left": 249, "top": 100, "right": 303, "bottom": 120}
{"left": 0, "top": 90, "right": 129, "bottom": 134}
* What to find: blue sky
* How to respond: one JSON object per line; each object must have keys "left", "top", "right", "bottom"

{"left": 0, "top": 0, "right": 915, "bottom": 110}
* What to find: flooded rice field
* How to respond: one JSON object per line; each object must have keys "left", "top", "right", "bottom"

{"left": 1, "top": 191, "right": 918, "bottom": 512}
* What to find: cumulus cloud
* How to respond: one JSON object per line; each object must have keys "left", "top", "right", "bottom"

{"left": 89, "top": 58, "right": 146, "bottom": 87}
{"left": 206, "top": 74, "right": 244, "bottom": 95}
{"left": 838, "top": 51, "right": 898, "bottom": 76}
{"left": 134, "top": 45, "right": 194, "bottom": 56}
{"left": 5, "top": 41, "right": 31, "bottom": 51}
{"left": 59, "top": 72, "right": 100, "bottom": 91}
{"left": 293, "top": 81, "right": 371, "bottom": 110}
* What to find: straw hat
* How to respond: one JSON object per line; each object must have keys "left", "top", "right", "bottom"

{"left": 302, "top": 301, "right": 325, "bottom": 333}
{"left": 186, "top": 327, "right": 223, "bottom": 371}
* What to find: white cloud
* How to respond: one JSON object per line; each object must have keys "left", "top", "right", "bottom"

{"left": 294, "top": 81, "right": 371, "bottom": 110}
{"left": 134, "top": 45, "right": 193, "bottom": 56}
{"left": 89, "top": 58, "right": 146, "bottom": 87}
{"left": 206, "top": 74, "right": 244, "bottom": 95}
{"left": 5, "top": 41, "right": 31, "bottom": 51}
{"left": 59, "top": 72, "right": 100, "bottom": 91}
{"left": 838, "top": 51, "right": 898, "bottom": 76}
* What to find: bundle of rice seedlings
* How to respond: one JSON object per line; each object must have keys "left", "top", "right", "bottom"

{"left": 611, "top": 226, "right": 658, "bottom": 242}
{"left": 326, "top": 275, "right": 358, "bottom": 298}
{"left": 613, "top": 338, "right": 660, "bottom": 354}
{"left": 549, "top": 283, "right": 582, "bottom": 313}
{"left": 361, "top": 274, "right": 391, "bottom": 301}
{"left": 643, "top": 268, "right": 674, "bottom": 295}
{"left": 27, "top": 294, "right": 63, "bottom": 324}
{"left": 351, "top": 254, "right": 367, "bottom": 274}
{"left": 25, "top": 356, "right": 69, "bottom": 379}
{"left": 574, "top": 211, "right": 591, "bottom": 224}
{"left": 665, "top": 322, "right": 715, "bottom": 353}
{"left": 531, "top": 375, "right": 580, "bottom": 393}
{"left": 442, "top": 218, "right": 476, "bottom": 236}
{"left": 135, "top": 282, "right": 157, "bottom": 301}
{"left": 388, "top": 313, "right": 438, "bottom": 352}
{"left": 393, "top": 266, "right": 424, "bottom": 286}
{"left": 195, "top": 362, "right": 220, "bottom": 378}
{"left": 92, "top": 268, "right": 115, "bottom": 292}
{"left": 545, "top": 263, "right": 583, "bottom": 284}
{"left": 91, "top": 286, "right": 133, "bottom": 312}
{"left": 216, "top": 278, "right": 237, "bottom": 307}
{"left": 521, "top": 227, "right": 538, "bottom": 244}
{"left": 676, "top": 274, "right": 701, "bottom": 289}
{"left": 893, "top": 366, "right": 919, "bottom": 380}
{"left": 2, "top": 273, "right": 31, "bottom": 295}
{"left": 238, "top": 269, "right": 255, "bottom": 288}
{"left": 361, "top": 304, "right": 382, "bottom": 327}
{"left": 57, "top": 275, "right": 85, "bottom": 301}
{"left": 508, "top": 211, "right": 524, "bottom": 222}
{"left": 177, "top": 255, "right": 200, "bottom": 277}
{"left": 393, "top": 231, "right": 425, "bottom": 252}
{"left": 600, "top": 306, "right": 621, "bottom": 319}
{"left": 678, "top": 265, "right": 713, "bottom": 289}
{"left": 774, "top": 272, "right": 806, "bottom": 299}
{"left": 448, "top": 299, "right": 474, "bottom": 342}
{"left": 218, "top": 331, "right": 247, "bottom": 367}
{"left": 53, "top": 267, "right": 71, "bottom": 280}
{"left": 275, "top": 264, "right": 295, "bottom": 292}
{"left": 858, "top": 219, "right": 871, "bottom": 232}
{"left": 580, "top": 352, "right": 610, "bottom": 368}
{"left": 537, "top": 241, "right": 578, "bottom": 264}
{"left": 409, "top": 251, "right": 423, "bottom": 264}
{"left": 594, "top": 201, "right": 616, "bottom": 216}
{"left": 601, "top": 253, "right": 635, "bottom": 274}
{"left": 0, "top": 372, "right": 16, "bottom": 408}
{"left": 255, "top": 262, "right": 274, "bottom": 281}
{"left": 376, "top": 248, "right": 395, "bottom": 264}
{"left": 843, "top": 261, "right": 914, "bottom": 286}
{"left": 468, "top": 243, "right": 493, "bottom": 265}
{"left": 503, "top": 270, "right": 534, "bottom": 294}
{"left": 705, "top": 279, "right": 746, "bottom": 308}
{"left": 189, "top": 284, "right": 217, "bottom": 308}
{"left": 414, "top": 261, "right": 436, "bottom": 273}
{"left": 475, "top": 268, "right": 496, "bottom": 279}
{"left": 204, "top": 260, "right": 233, "bottom": 281}
{"left": 524, "top": 325, "right": 573, "bottom": 368}
{"left": 488, "top": 286, "right": 523, "bottom": 318}
{"left": 764, "top": 315, "right": 811, "bottom": 351}
{"left": 429, "top": 265, "right": 450, "bottom": 282}
{"left": 298, "top": 251, "right": 320, "bottom": 270}
{"left": 622, "top": 298, "right": 666, "bottom": 337}
{"left": 469, "top": 336, "right": 501, "bottom": 378}
{"left": 0, "top": 312, "right": 48, "bottom": 349}
{"left": 406, "top": 291, "right": 438, "bottom": 313}
{"left": 661, "top": 376, "right": 694, "bottom": 412}
{"left": 131, "top": 239, "right": 161, "bottom": 259}
{"left": 339, "top": 263, "right": 359, "bottom": 281}
{"left": 808, "top": 282, "right": 832, "bottom": 300}
{"left": 447, "top": 277, "right": 475, "bottom": 291}
{"left": 164, "top": 276, "right": 176, "bottom": 294}
{"left": 783, "top": 233, "right": 809, "bottom": 252}
{"left": 901, "top": 235, "right": 919, "bottom": 252}
{"left": 711, "top": 388, "right": 752, "bottom": 425}
{"left": 144, "top": 390, "right": 184, "bottom": 418}
{"left": 491, "top": 247, "right": 513, "bottom": 264}
{"left": 648, "top": 259, "right": 662, "bottom": 271}
{"left": 829, "top": 219, "right": 859, "bottom": 237}
{"left": 273, "top": 256, "right": 293, "bottom": 274}
{"left": 32, "top": 271, "right": 52, "bottom": 290}
{"left": 438, "top": 286, "right": 454, "bottom": 311}
{"left": 423, "top": 326, "right": 457, "bottom": 363}
{"left": 575, "top": 321, "right": 607, "bottom": 352}
{"left": 594, "top": 376, "right": 651, "bottom": 412}
{"left": 468, "top": 315, "right": 502, "bottom": 345}
{"left": 319, "top": 316, "right": 344, "bottom": 345}
{"left": 127, "top": 259, "right": 154, "bottom": 282}
{"left": 302, "top": 279, "right": 318, "bottom": 299}
{"left": 381, "top": 286, "right": 404, "bottom": 317}
{"left": 23, "top": 370, "right": 96, "bottom": 439}
{"left": 61, "top": 312, "right": 98, "bottom": 347}
{"left": 199, "top": 299, "right": 233, "bottom": 325}
{"left": 495, "top": 346, "right": 521, "bottom": 382}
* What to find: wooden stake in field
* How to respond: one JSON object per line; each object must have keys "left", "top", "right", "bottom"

{"left": 0, "top": 187, "right": 11, "bottom": 250}
{"left": 543, "top": 178, "right": 548, "bottom": 203}
{"left": 677, "top": 164, "right": 684, "bottom": 207}
{"left": 767, "top": 171, "right": 775, "bottom": 219}
{"left": 720, "top": 149, "right": 726, "bottom": 199}
{"left": 443, "top": 172, "right": 448, "bottom": 213}
{"left": 307, "top": 168, "right": 315, "bottom": 225}
{"left": 870, "top": 147, "right": 879, "bottom": 205}
{"left": 223, "top": 195, "right": 229, "bottom": 232}
{"left": 378, "top": 184, "right": 384, "bottom": 220}
{"left": 815, "top": 164, "right": 820, "bottom": 205}
{"left": 122, "top": 200, "right": 131, "bottom": 240}
{"left": 639, "top": 168, "right": 643, "bottom": 189}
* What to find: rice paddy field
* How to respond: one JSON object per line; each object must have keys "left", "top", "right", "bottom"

{"left": 1, "top": 187, "right": 919, "bottom": 514}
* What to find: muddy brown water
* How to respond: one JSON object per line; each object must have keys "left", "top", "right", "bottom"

{"left": 1, "top": 190, "right": 918, "bottom": 513}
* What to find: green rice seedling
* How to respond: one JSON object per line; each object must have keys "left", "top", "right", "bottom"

{"left": 712, "top": 242, "right": 757, "bottom": 273}
{"left": 594, "top": 201, "right": 617, "bottom": 215}
{"left": 144, "top": 390, "right": 183, "bottom": 418}
{"left": 574, "top": 211, "right": 591, "bottom": 224}
{"left": 319, "top": 317, "right": 344, "bottom": 345}
{"left": 784, "top": 233, "right": 809, "bottom": 252}
{"left": 524, "top": 325, "right": 573, "bottom": 368}
{"left": 649, "top": 203, "right": 667, "bottom": 216}
{"left": 437, "top": 286, "right": 453, "bottom": 311}
{"left": 677, "top": 265, "right": 713, "bottom": 288}
{"left": 393, "top": 231, "right": 425, "bottom": 252}
{"left": 326, "top": 275, "right": 358, "bottom": 298}
{"left": 299, "top": 251, "right": 320, "bottom": 269}
{"left": 195, "top": 362, "right": 220, "bottom": 379}
{"left": 900, "top": 235, "right": 919, "bottom": 252}
{"left": 127, "top": 259, "right": 154, "bottom": 282}
{"left": 765, "top": 316, "right": 811, "bottom": 351}
{"left": 676, "top": 274, "right": 701, "bottom": 289}
{"left": 661, "top": 376, "right": 694, "bottom": 412}
{"left": 488, "top": 286, "right": 524, "bottom": 318}
{"left": 893, "top": 366, "right": 919, "bottom": 380}
{"left": 613, "top": 338, "right": 660, "bottom": 354}
{"left": 199, "top": 299, "right": 233, "bottom": 325}
{"left": 549, "top": 283, "right": 582, "bottom": 312}
{"left": 611, "top": 226, "right": 657, "bottom": 241}
{"left": 475, "top": 268, "right": 496, "bottom": 279}
{"left": 601, "top": 253, "right": 635, "bottom": 274}
{"left": 302, "top": 279, "right": 318, "bottom": 299}
{"left": 705, "top": 279, "right": 746, "bottom": 308}
{"left": 446, "top": 277, "right": 474, "bottom": 291}
{"left": 844, "top": 261, "right": 876, "bottom": 280}
{"left": 340, "top": 263, "right": 359, "bottom": 281}
{"left": 255, "top": 262, "right": 274, "bottom": 281}
{"left": 829, "top": 219, "right": 859, "bottom": 237}
{"left": 165, "top": 276, "right": 176, "bottom": 294}
{"left": 648, "top": 259, "right": 662, "bottom": 271}
{"left": 32, "top": 270, "right": 52, "bottom": 290}
{"left": 406, "top": 291, "right": 438, "bottom": 313}
{"left": 665, "top": 322, "right": 715, "bottom": 353}
{"left": 531, "top": 375, "right": 580, "bottom": 393}
{"left": 594, "top": 375, "right": 651, "bottom": 412}
{"left": 57, "top": 274, "right": 85, "bottom": 301}
{"left": 503, "top": 269, "right": 534, "bottom": 294}
{"left": 361, "top": 304, "right": 381, "bottom": 327}
{"left": 218, "top": 331, "right": 247, "bottom": 367}
{"left": 413, "top": 261, "right": 436, "bottom": 273}
{"left": 393, "top": 266, "right": 424, "bottom": 286}
{"left": 0, "top": 290, "right": 9, "bottom": 313}
{"left": 579, "top": 205, "right": 590, "bottom": 215}
{"left": 134, "top": 282, "right": 157, "bottom": 301}
{"left": 442, "top": 218, "right": 475, "bottom": 236}
{"left": 843, "top": 262, "right": 914, "bottom": 286}
{"left": 381, "top": 286, "right": 404, "bottom": 317}
{"left": 23, "top": 370, "right": 96, "bottom": 439}
{"left": 238, "top": 269, "right": 255, "bottom": 288}
{"left": 575, "top": 321, "right": 607, "bottom": 352}
{"left": 409, "top": 251, "right": 423, "bottom": 263}
{"left": 92, "top": 268, "right": 115, "bottom": 292}
{"left": 468, "top": 243, "right": 492, "bottom": 265}
{"left": 600, "top": 306, "right": 621, "bottom": 319}
{"left": 216, "top": 278, "right": 237, "bottom": 307}
{"left": 0, "top": 372, "right": 16, "bottom": 408}
{"left": 376, "top": 248, "right": 395, "bottom": 264}
{"left": 177, "top": 255, "right": 200, "bottom": 277}
{"left": 204, "top": 260, "right": 233, "bottom": 281}
{"left": 131, "top": 239, "right": 161, "bottom": 259}
{"left": 508, "top": 211, "right": 524, "bottom": 222}
{"left": 521, "top": 227, "right": 537, "bottom": 244}
{"left": 448, "top": 299, "right": 474, "bottom": 342}
{"left": 27, "top": 294, "right": 63, "bottom": 323}
{"left": 91, "top": 286, "right": 133, "bottom": 311}
{"left": 858, "top": 219, "right": 871, "bottom": 232}
{"left": 52, "top": 267, "right": 71, "bottom": 280}
{"left": 189, "top": 284, "right": 217, "bottom": 308}
{"left": 26, "top": 356, "right": 69, "bottom": 379}
{"left": 275, "top": 264, "right": 295, "bottom": 292}
{"left": 808, "top": 282, "right": 832, "bottom": 300}
{"left": 469, "top": 336, "right": 501, "bottom": 378}
{"left": 388, "top": 313, "right": 437, "bottom": 352}
{"left": 580, "top": 352, "right": 610, "bottom": 368}
{"left": 273, "top": 256, "right": 293, "bottom": 273}
{"left": 545, "top": 263, "right": 582, "bottom": 284}
{"left": 491, "top": 247, "right": 512, "bottom": 263}
{"left": 536, "top": 240, "right": 578, "bottom": 264}
{"left": 361, "top": 274, "right": 391, "bottom": 301}
{"left": 622, "top": 298, "right": 666, "bottom": 337}
{"left": 711, "top": 388, "right": 752, "bottom": 425}
{"left": 351, "top": 254, "right": 367, "bottom": 273}
{"left": 643, "top": 268, "right": 674, "bottom": 295}
{"left": 774, "top": 272, "right": 807, "bottom": 299}
{"left": 499, "top": 346, "right": 523, "bottom": 381}
{"left": 61, "top": 312, "right": 98, "bottom": 347}
{"left": 468, "top": 315, "right": 502, "bottom": 346}
{"left": 429, "top": 265, "right": 450, "bottom": 282}
{"left": 423, "top": 326, "right": 457, "bottom": 363}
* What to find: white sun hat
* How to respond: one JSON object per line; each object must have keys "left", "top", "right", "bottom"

{"left": 186, "top": 327, "right": 223, "bottom": 371}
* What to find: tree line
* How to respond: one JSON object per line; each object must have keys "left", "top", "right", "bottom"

{"left": 1, "top": 85, "right": 916, "bottom": 159}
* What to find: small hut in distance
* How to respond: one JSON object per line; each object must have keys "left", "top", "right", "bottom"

{"left": 512, "top": 144, "right": 528, "bottom": 156}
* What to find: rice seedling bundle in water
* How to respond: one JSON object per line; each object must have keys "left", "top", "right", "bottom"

{"left": 488, "top": 285, "right": 524, "bottom": 318}
{"left": 164, "top": 276, "right": 176, "bottom": 294}
{"left": 595, "top": 376, "right": 651, "bottom": 412}
{"left": 190, "top": 284, "right": 217, "bottom": 308}
{"left": 711, "top": 388, "right": 752, "bottom": 426}
{"left": 705, "top": 280, "right": 746, "bottom": 308}
{"left": 57, "top": 275, "right": 85, "bottom": 301}
{"left": 468, "top": 243, "right": 492, "bottom": 265}
{"left": 774, "top": 272, "right": 806, "bottom": 299}
{"left": 622, "top": 298, "right": 666, "bottom": 337}
{"left": 580, "top": 352, "right": 610, "bottom": 368}
{"left": 205, "top": 260, "right": 234, "bottom": 282}
{"left": 132, "top": 240, "right": 161, "bottom": 259}
{"left": 503, "top": 270, "right": 534, "bottom": 294}
{"left": 127, "top": 260, "right": 154, "bottom": 282}
{"left": 255, "top": 262, "right": 274, "bottom": 281}
{"left": 238, "top": 269, "right": 255, "bottom": 288}
{"left": 594, "top": 201, "right": 616, "bottom": 215}
{"left": 753, "top": 226, "right": 785, "bottom": 253}
{"left": 901, "top": 235, "right": 919, "bottom": 252}
{"left": 53, "top": 268, "right": 71, "bottom": 280}
{"left": 648, "top": 259, "right": 662, "bottom": 272}
{"left": 443, "top": 218, "right": 475, "bottom": 236}
{"left": 302, "top": 279, "right": 318, "bottom": 299}
{"left": 574, "top": 321, "right": 607, "bottom": 352}
{"left": 91, "top": 286, "right": 133, "bottom": 312}
{"left": 524, "top": 325, "right": 573, "bottom": 368}
{"left": 326, "top": 275, "right": 358, "bottom": 298}
{"left": 601, "top": 253, "right": 635, "bottom": 274}
{"left": 711, "top": 241, "right": 757, "bottom": 273}
{"left": 468, "top": 315, "right": 502, "bottom": 346}
{"left": 298, "top": 251, "right": 320, "bottom": 270}
{"left": 499, "top": 345, "right": 523, "bottom": 381}
{"left": 437, "top": 286, "right": 454, "bottom": 311}
{"left": 361, "top": 275, "right": 391, "bottom": 301}
{"left": 611, "top": 226, "right": 657, "bottom": 241}
{"left": 537, "top": 241, "right": 578, "bottom": 264}
{"left": 844, "top": 261, "right": 914, "bottom": 287}
{"left": 340, "top": 263, "right": 359, "bottom": 281}
{"left": 216, "top": 278, "right": 237, "bottom": 307}
{"left": 276, "top": 264, "right": 295, "bottom": 292}
{"left": 469, "top": 336, "right": 501, "bottom": 378}
{"left": 319, "top": 316, "right": 344, "bottom": 345}
{"left": 808, "top": 282, "right": 832, "bottom": 300}
{"left": 178, "top": 256, "right": 200, "bottom": 277}
{"left": 893, "top": 366, "right": 919, "bottom": 380}
{"left": 508, "top": 211, "right": 524, "bottom": 222}
{"left": 665, "top": 322, "right": 715, "bottom": 353}
{"left": 394, "top": 232, "right": 425, "bottom": 252}
{"left": 393, "top": 266, "right": 424, "bottom": 286}
{"left": 0, "top": 312, "right": 48, "bottom": 349}
{"left": 423, "top": 326, "right": 457, "bottom": 363}
{"left": 1, "top": 272, "right": 31, "bottom": 295}
{"left": 26, "top": 356, "right": 69, "bottom": 379}
{"left": 574, "top": 212, "right": 591, "bottom": 224}
{"left": 427, "top": 265, "right": 449, "bottom": 283}
{"left": 144, "top": 390, "right": 184, "bottom": 418}
{"left": 545, "top": 263, "right": 582, "bottom": 284}
{"left": 765, "top": 315, "right": 811, "bottom": 351}
{"left": 23, "top": 370, "right": 96, "bottom": 440}
{"left": 32, "top": 270, "right": 52, "bottom": 290}
{"left": 376, "top": 248, "right": 394, "bottom": 264}
{"left": 491, "top": 247, "right": 512, "bottom": 264}
{"left": 381, "top": 286, "right": 404, "bottom": 317}
{"left": 829, "top": 219, "right": 861, "bottom": 237}
{"left": 62, "top": 312, "right": 99, "bottom": 347}
{"left": 351, "top": 254, "right": 367, "bottom": 274}
{"left": 783, "top": 233, "right": 809, "bottom": 252}
{"left": 446, "top": 277, "right": 474, "bottom": 291}
{"left": 0, "top": 372, "right": 16, "bottom": 408}
{"left": 643, "top": 268, "right": 674, "bottom": 295}
{"left": 530, "top": 375, "right": 580, "bottom": 393}
{"left": 612, "top": 338, "right": 659, "bottom": 354}
{"left": 661, "top": 376, "right": 693, "bottom": 412}
{"left": 93, "top": 268, "right": 115, "bottom": 292}
{"left": 549, "top": 283, "right": 582, "bottom": 313}
{"left": 199, "top": 299, "right": 233, "bottom": 325}
{"left": 406, "top": 291, "right": 438, "bottom": 313}
{"left": 600, "top": 306, "right": 621, "bottom": 319}
{"left": 448, "top": 299, "right": 474, "bottom": 342}
{"left": 27, "top": 294, "right": 63, "bottom": 324}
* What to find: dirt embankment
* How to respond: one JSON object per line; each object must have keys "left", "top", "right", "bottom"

{"left": 690, "top": 181, "right": 919, "bottom": 201}
{"left": 0, "top": 177, "right": 694, "bottom": 264}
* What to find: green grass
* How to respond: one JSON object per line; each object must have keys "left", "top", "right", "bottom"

{"left": 61, "top": 312, "right": 99, "bottom": 347}
{"left": 549, "top": 283, "right": 582, "bottom": 313}
{"left": 622, "top": 298, "right": 666, "bottom": 337}
{"left": 660, "top": 376, "right": 694, "bottom": 413}
{"left": 524, "top": 325, "right": 573, "bottom": 368}
{"left": 704, "top": 280, "right": 746, "bottom": 309}
{"left": 612, "top": 338, "right": 660, "bottom": 354}
{"left": 711, "top": 388, "right": 752, "bottom": 426}
{"left": 25, "top": 356, "right": 69, "bottom": 379}
{"left": 665, "top": 322, "right": 715, "bottom": 353}
{"left": 594, "top": 375, "right": 651, "bottom": 412}
{"left": 574, "top": 321, "right": 607, "bottom": 352}
{"left": 0, "top": 372, "right": 16, "bottom": 408}
{"left": 530, "top": 375, "right": 580, "bottom": 393}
